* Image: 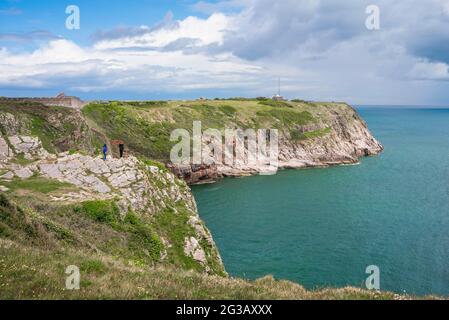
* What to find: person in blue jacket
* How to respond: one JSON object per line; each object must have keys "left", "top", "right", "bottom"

{"left": 102, "top": 144, "right": 108, "bottom": 161}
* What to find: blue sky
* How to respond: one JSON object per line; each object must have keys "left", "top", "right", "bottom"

{"left": 1, "top": 0, "right": 449, "bottom": 105}
{"left": 0, "top": 1, "right": 199, "bottom": 47}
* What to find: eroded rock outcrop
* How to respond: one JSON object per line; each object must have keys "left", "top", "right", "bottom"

{"left": 276, "top": 109, "right": 383, "bottom": 168}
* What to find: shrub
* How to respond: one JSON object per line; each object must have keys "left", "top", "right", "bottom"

{"left": 80, "top": 259, "right": 107, "bottom": 274}
{"left": 77, "top": 200, "right": 120, "bottom": 224}
{"left": 290, "top": 127, "right": 331, "bottom": 140}
{"left": 218, "top": 105, "right": 237, "bottom": 116}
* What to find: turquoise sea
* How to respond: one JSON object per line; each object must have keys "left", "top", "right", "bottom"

{"left": 192, "top": 108, "right": 449, "bottom": 296}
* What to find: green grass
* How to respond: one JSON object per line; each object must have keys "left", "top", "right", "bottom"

{"left": 258, "top": 99, "right": 293, "bottom": 108}
{"left": 141, "top": 158, "right": 168, "bottom": 173}
{"left": 153, "top": 206, "right": 203, "bottom": 272}
{"left": 256, "top": 108, "right": 314, "bottom": 128}
{"left": 1, "top": 176, "right": 74, "bottom": 194}
{"left": 9, "top": 153, "right": 36, "bottom": 166}
{"left": 80, "top": 259, "right": 108, "bottom": 274}
{"left": 30, "top": 116, "right": 58, "bottom": 153}
{"left": 82, "top": 100, "right": 321, "bottom": 162}
{"left": 123, "top": 101, "right": 168, "bottom": 108}
{"left": 82, "top": 103, "right": 178, "bottom": 161}
{"left": 76, "top": 200, "right": 121, "bottom": 224}
{"left": 0, "top": 242, "right": 429, "bottom": 300}
{"left": 0, "top": 193, "right": 75, "bottom": 248}
{"left": 218, "top": 105, "right": 237, "bottom": 117}
{"left": 291, "top": 127, "right": 332, "bottom": 141}
{"left": 122, "top": 211, "right": 164, "bottom": 263}
{"left": 0, "top": 192, "right": 194, "bottom": 270}
{"left": 73, "top": 200, "right": 164, "bottom": 266}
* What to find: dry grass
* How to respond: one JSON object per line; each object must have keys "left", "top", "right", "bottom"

{"left": 2, "top": 240, "right": 435, "bottom": 300}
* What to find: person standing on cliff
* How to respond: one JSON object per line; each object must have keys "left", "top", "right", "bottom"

{"left": 119, "top": 143, "right": 125, "bottom": 158}
{"left": 102, "top": 144, "right": 108, "bottom": 161}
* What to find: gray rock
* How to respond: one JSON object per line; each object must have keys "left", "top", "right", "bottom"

{"left": 0, "top": 171, "right": 14, "bottom": 180}
{"left": 8, "top": 136, "right": 49, "bottom": 160}
{"left": 148, "top": 166, "right": 159, "bottom": 174}
{"left": 0, "top": 113, "right": 21, "bottom": 135}
{"left": 14, "top": 167, "right": 34, "bottom": 179}
{"left": 184, "top": 236, "right": 207, "bottom": 263}
{"left": 91, "top": 180, "right": 111, "bottom": 193}
{"left": 39, "top": 163, "right": 64, "bottom": 179}
{"left": 0, "top": 137, "right": 12, "bottom": 160}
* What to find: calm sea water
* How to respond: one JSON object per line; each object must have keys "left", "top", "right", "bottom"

{"left": 191, "top": 108, "right": 449, "bottom": 296}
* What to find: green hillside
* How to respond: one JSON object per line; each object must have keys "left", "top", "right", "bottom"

{"left": 82, "top": 99, "right": 347, "bottom": 161}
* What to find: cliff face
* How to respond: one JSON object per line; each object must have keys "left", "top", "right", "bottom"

{"left": 166, "top": 103, "right": 383, "bottom": 184}
{"left": 225, "top": 105, "right": 382, "bottom": 174}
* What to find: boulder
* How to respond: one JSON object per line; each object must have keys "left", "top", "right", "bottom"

{"left": 0, "top": 137, "right": 12, "bottom": 160}
{"left": 184, "top": 236, "right": 207, "bottom": 263}
{"left": 14, "top": 167, "right": 34, "bottom": 179}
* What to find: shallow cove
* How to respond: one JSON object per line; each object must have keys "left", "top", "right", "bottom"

{"left": 191, "top": 108, "right": 449, "bottom": 296}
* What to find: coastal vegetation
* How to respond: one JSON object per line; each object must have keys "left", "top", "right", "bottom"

{"left": 80, "top": 99, "right": 342, "bottom": 161}
{"left": 0, "top": 99, "right": 400, "bottom": 300}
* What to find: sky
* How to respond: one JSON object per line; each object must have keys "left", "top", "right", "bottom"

{"left": 1, "top": 0, "right": 449, "bottom": 105}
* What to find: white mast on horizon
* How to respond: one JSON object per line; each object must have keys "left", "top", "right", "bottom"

{"left": 272, "top": 77, "right": 284, "bottom": 101}
{"left": 278, "top": 77, "right": 281, "bottom": 96}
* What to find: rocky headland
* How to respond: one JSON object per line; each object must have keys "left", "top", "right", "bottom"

{"left": 0, "top": 99, "right": 401, "bottom": 300}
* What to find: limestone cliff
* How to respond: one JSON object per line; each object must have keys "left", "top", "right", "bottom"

{"left": 220, "top": 104, "right": 382, "bottom": 176}
{"left": 165, "top": 102, "right": 383, "bottom": 183}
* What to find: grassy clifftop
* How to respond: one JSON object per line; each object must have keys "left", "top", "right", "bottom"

{"left": 1, "top": 98, "right": 369, "bottom": 163}
{"left": 82, "top": 99, "right": 351, "bottom": 161}
{"left": 0, "top": 240, "right": 410, "bottom": 300}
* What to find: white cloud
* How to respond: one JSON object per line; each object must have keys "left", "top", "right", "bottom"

{"left": 2, "top": 1, "right": 449, "bottom": 104}
{"left": 94, "top": 13, "right": 232, "bottom": 50}
{"left": 0, "top": 37, "right": 264, "bottom": 93}
{"left": 409, "top": 61, "right": 449, "bottom": 80}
